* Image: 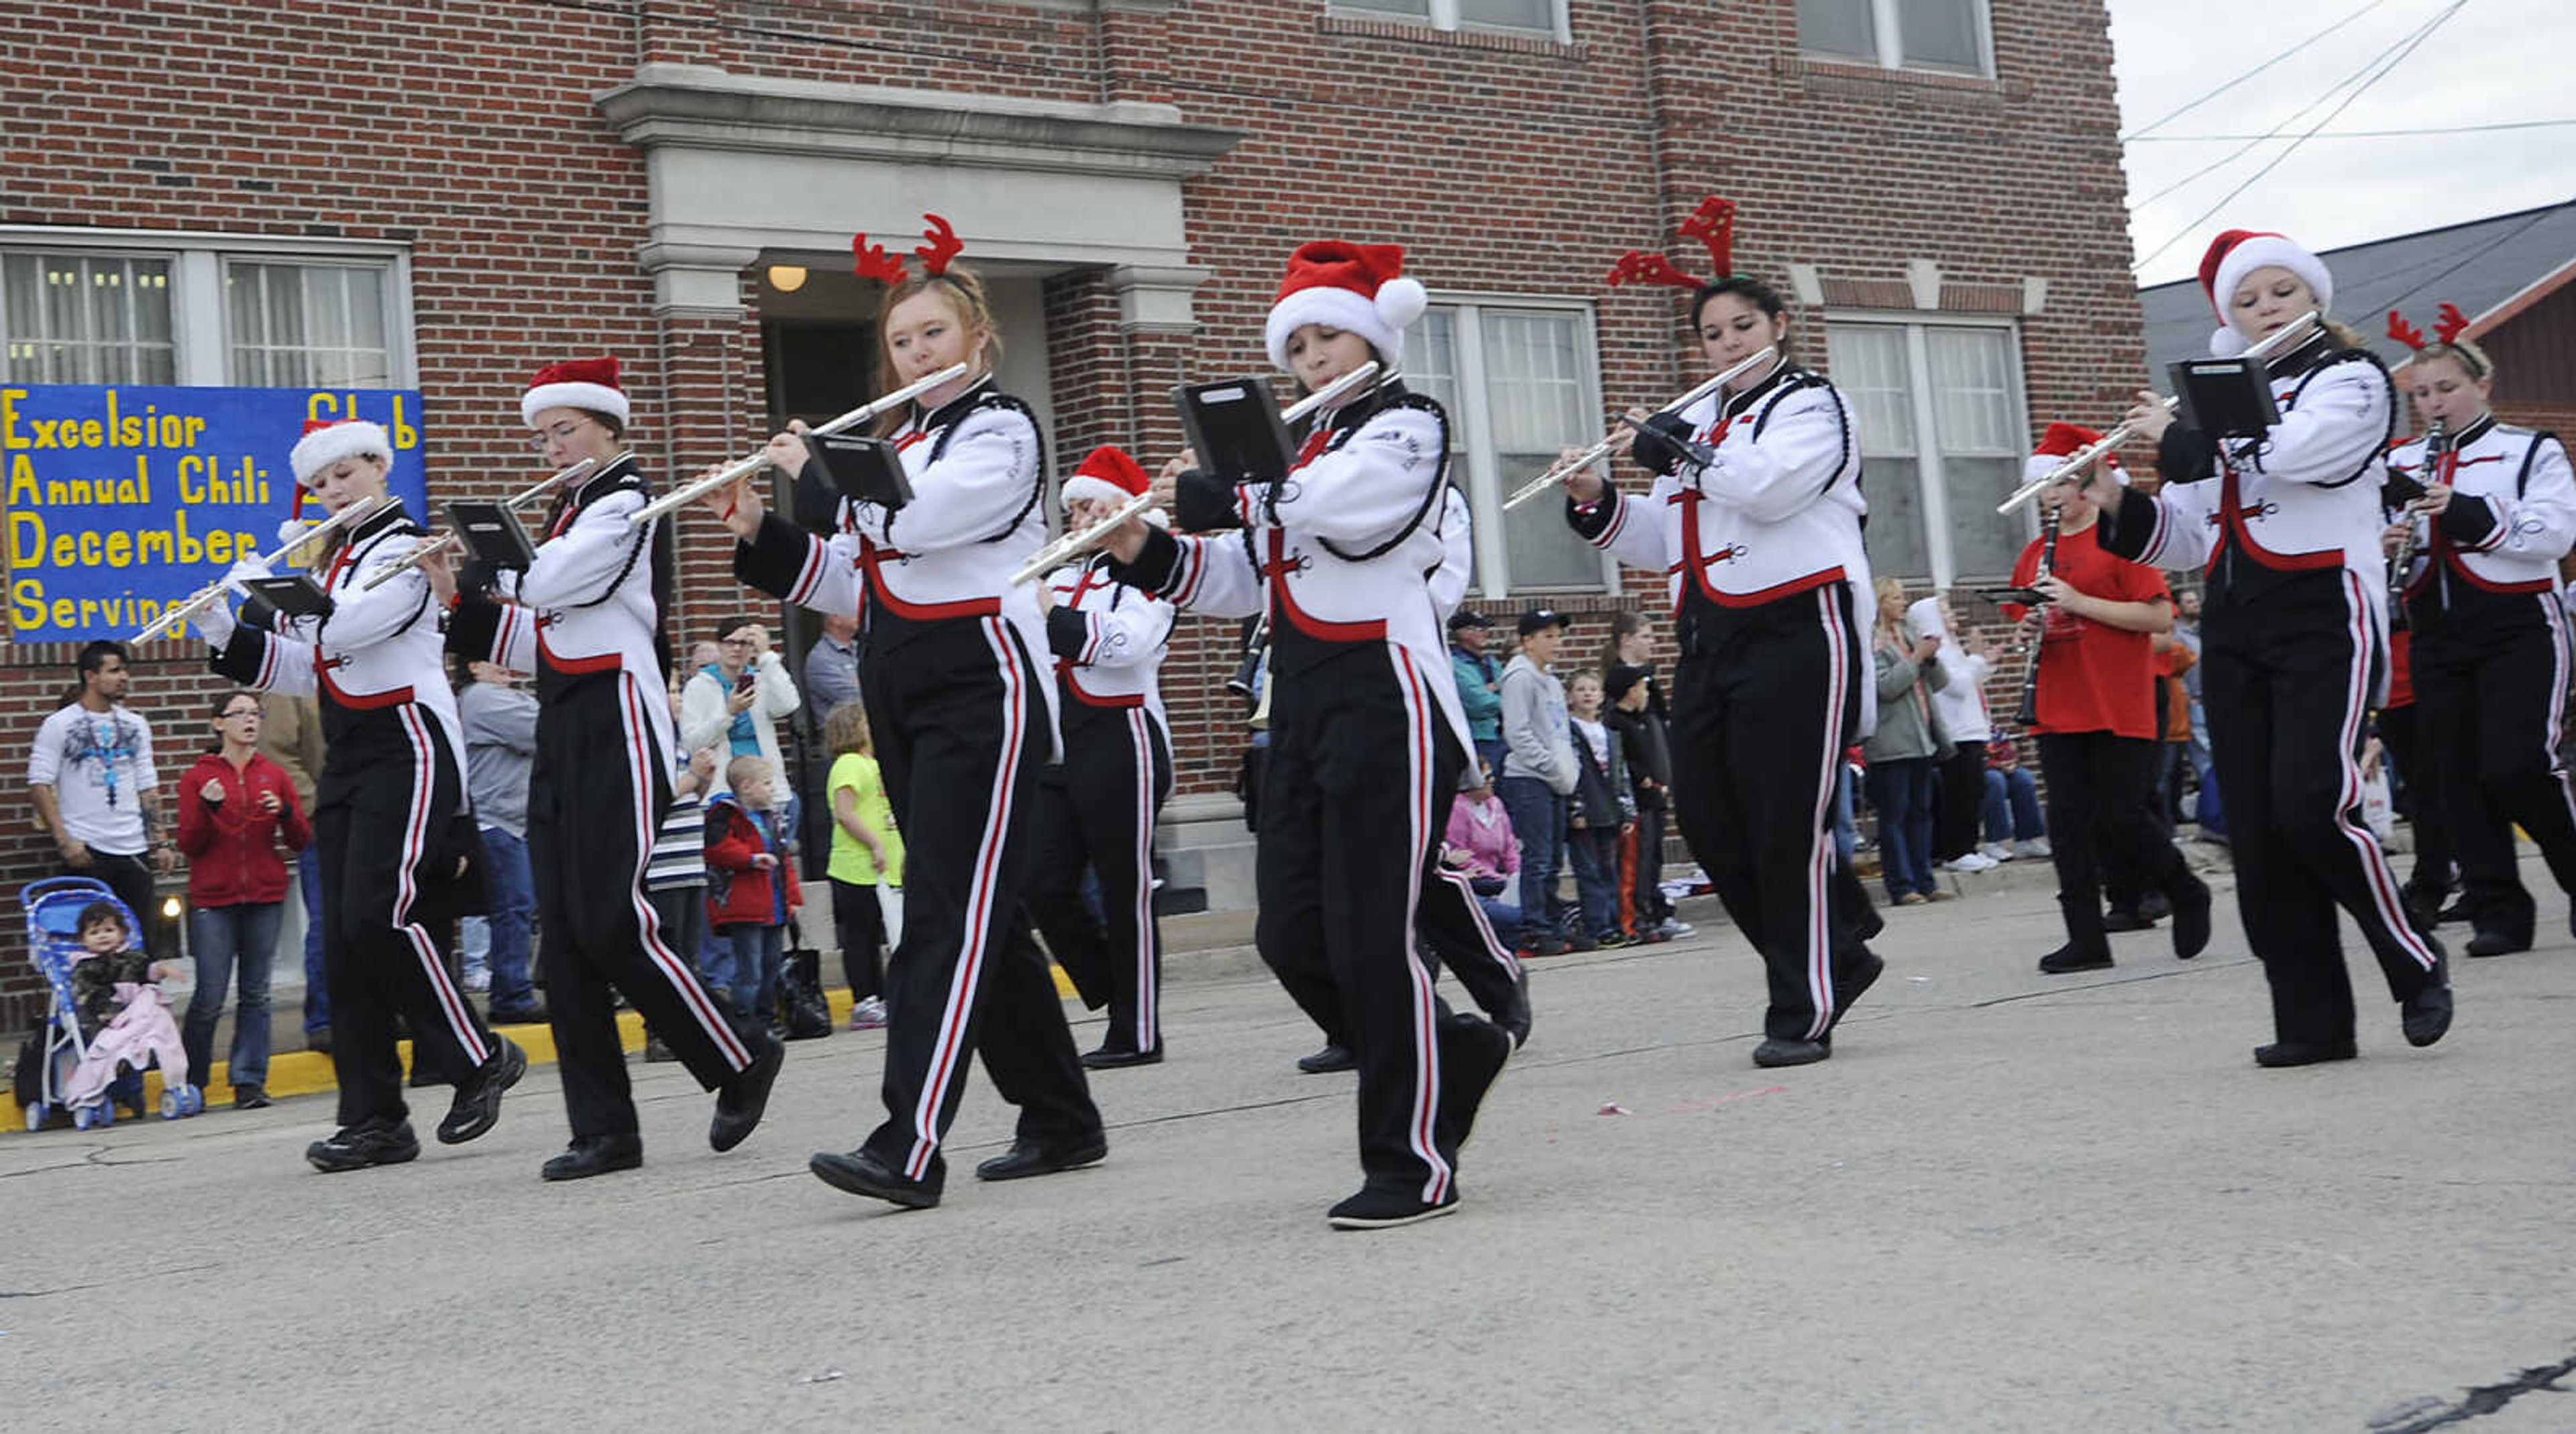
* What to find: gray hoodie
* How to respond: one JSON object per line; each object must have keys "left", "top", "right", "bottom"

{"left": 1500, "top": 653, "right": 1578, "bottom": 795}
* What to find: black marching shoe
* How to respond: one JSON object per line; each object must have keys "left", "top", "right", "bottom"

{"left": 2137, "top": 890, "right": 2173, "bottom": 922}
{"left": 2171, "top": 875, "right": 2213, "bottom": 960}
{"left": 975, "top": 1132, "right": 1108, "bottom": 1181}
{"left": 1436, "top": 1013, "right": 1513, "bottom": 1151}
{"left": 2401, "top": 952, "right": 2453, "bottom": 1048}
{"left": 541, "top": 1134, "right": 644, "bottom": 1181}
{"left": 809, "top": 1148, "right": 941, "bottom": 1209}
{"left": 1752, "top": 1038, "right": 1829, "bottom": 1068}
{"left": 2400, "top": 884, "right": 2448, "bottom": 934}
{"left": 306, "top": 1118, "right": 421, "bottom": 1173}
{"left": 2464, "top": 928, "right": 2529, "bottom": 958}
{"left": 1327, "top": 1185, "right": 1460, "bottom": 1231}
{"left": 1080, "top": 1042, "right": 1163, "bottom": 1070}
{"left": 1831, "top": 947, "right": 1885, "bottom": 1032}
{"left": 2253, "top": 1039, "right": 2359, "bottom": 1068}
{"left": 2100, "top": 907, "right": 2157, "bottom": 934}
{"left": 2037, "top": 944, "right": 2114, "bottom": 975}
{"left": 437, "top": 1036, "right": 525, "bottom": 1145}
{"left": 1495, "top": 968, "right": 1534, "bottom": 1049}
{"left": 710, "top": 1034, "right": 786, "bottom": 1153}
{"left": 1296, "top": 1044, "right": 1355, "bottom": 1074}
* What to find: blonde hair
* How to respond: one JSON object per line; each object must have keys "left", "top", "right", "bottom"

{"left": 871, "top": 268, "right": 1002, "bottom": 437}
{"left": 725, "top": 755, "right": 771, "bottom": 791}
{"left": 824, "top": 700, "right": 872, "bottom": 758}
{"left": 2408, "top": 341, "right": 2494, "bottom": 385}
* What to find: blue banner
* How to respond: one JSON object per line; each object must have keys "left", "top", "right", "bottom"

{"left": 1, "top": 385, "right": 431, "bottom": 642}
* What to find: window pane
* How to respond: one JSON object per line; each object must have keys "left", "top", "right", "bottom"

{"left": 1942, "top": 457, "right": 2025, "bottom": 579}
{"left": 1410, "top": 309, "right": 1462, "bottom": 439}
{"left": 1898, "top": 0, "right": 1983, "bottom": 71}
{"left": 0, "top": 253, "right": 172, "bottom": 382}
{"left": 1481, "top": 311, "right": 1602, "bottom": 591}
{"left": 1924, "top": 327, "right": 2015, "bottom": 453}
{"left": 346, "top": 266, "right": 386, "bottom": 354}
{"left": 309, "top": 268, "right": 349, "bottom": 349}
{"left": 1336, "top": 0, "right": 1432, "bottom": 15}
{"left": 1458, "top": 0, "right": 1554, "bottom": 31}
{"left": 1798, "top": 0, "right": 1878, "bottom": 60}
{"left": 1825, "top": 325, "right": 1915, "bottom": 454}
{"left": 226, "top": 260, "right": 393, "bottom": 388}
{"left": 1864, "top": 456, "right": 1931, "bottom": 580}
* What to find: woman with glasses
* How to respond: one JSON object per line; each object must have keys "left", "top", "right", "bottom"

{"left": 174, "top": 691, "right": 311, "bottom": 1111}
{"left": 198, "top": 417, "right": 523, "bottom": 1171}
{"left": 439, "top": 357, "right": 782, "bottom": 1182}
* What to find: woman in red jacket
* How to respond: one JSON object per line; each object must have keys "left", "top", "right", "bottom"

{"left": 176, "top": 691, "right": 313, "bottom": 1109}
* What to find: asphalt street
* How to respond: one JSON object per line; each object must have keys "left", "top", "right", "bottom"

{"left": 3, "top": 855, "right": 2571, "bottom": 1431}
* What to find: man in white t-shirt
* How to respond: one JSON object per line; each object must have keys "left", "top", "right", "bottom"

{"left": 28, "top": 641, "right": 172, "bottom": 949}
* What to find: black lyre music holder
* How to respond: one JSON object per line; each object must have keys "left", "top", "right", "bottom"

{"left": 804, "top": 431, "right": 915, "bottom": 510}
{"left": 237, "top": 575, "right": 335, "bottom": 622}
{"left": 1175, "top": 378, "right": 1297, "bottom": 486}
{"left": 444, "top": 500, "right": 539, "bottom": 571}
{"left": 2167, "top": 356, "right": 2284, "bottom": 440}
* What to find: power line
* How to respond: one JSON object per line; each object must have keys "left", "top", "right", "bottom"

{"left": 2131, "top": 118, "right": 2576, "bottom": 142}
{"left": 2118, "top": 0, "right": 2398, "bottom": 142}
{"left": 2371, "top": 197, "right": 2575, "bottom": 319}
{"left": 2132, "top": 0, "right": 2471, "bottom": 270}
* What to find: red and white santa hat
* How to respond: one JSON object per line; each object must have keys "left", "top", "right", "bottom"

{"left": 2200, "top": 230, "right": 2332, "bottom": 357}
{"left": 282, "top": 418, "right": 392, "bottom": 541}
{"left": 2025, "top": 421, "right": 2127, "bottom": 486}
{"left": 1061, "top": 444, "right": 1167, "bottom": 527}
{"left": 1264, "top": 241, "right": 1429, "bottom": 372}
{"left": 521, "top": 355, "right": 630, "bottom": 429}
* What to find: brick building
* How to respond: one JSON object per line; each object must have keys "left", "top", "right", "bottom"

{"left": 0, "top": 0, "right": 2142, "bottom": 1020}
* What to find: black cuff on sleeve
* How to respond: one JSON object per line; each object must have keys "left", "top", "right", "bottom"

{"left": 1630, "top": 412, "right": 1699, "bottom": 478}
{"left": 1566, "top": 486, "right": 1621, "bottom": 542}
{"left": 1175, "top": 470, "right": 1242, "bottom": 534}
{"left": 2156, "top": 425, "right": 2218, "bottom": 484}
{"left": 2091, "top": 485, "right": 2160, "bottom": 561}
{"left": 1045, "top": 606, "right": 1090, "bottom": 663}
{"left": 732, "top": 512, "right": 824, "bottom": 600}
{"left": 2438, "top": 493, "right": 2500, "bottom": 549}
{"left": 209, "top": 627, "right": 268, "bottom": 685}
{"left": 1107, "top": 525, "right": 1183, "bottom": 597}
{"left": 445, "top": 594, "right": 504, "bottom": 661}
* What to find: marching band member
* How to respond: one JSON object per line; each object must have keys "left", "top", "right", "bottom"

{"left": 2384, "top": 310, "right": 2576, "bottom": 956}
{"left": 438, "top": 359, "right": 782, "bottom": 1180}
{"left": 1099, "top": 241, "right": 1515, "bottom": 1230}
{"left": 1026, "top": 445, "right": 1179, "bottom": 1069}
{"left": 707, "top": 234, "right": 1102, "bottom": 1211}
{"left": 1558, "top": 202, "right": 1883, "bottom": 1070}
{"left": 2082, "top": 230, "right": 2451, "bottom": 1065}
{"left": 199, "top": 418, "right": 523, "bottom": 1171}
{"left": 2002, "top": 426, "right": 2212, "bottom": 975}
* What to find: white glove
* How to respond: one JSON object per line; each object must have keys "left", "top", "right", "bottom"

{"left": 226, "top": 555, "right": 275, "bottom": 587}
{"left": 194, "top": 598, "right": 237, "bottom": 649}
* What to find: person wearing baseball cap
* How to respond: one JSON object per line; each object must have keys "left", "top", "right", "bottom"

{"left": 1448, "top": 610, "right": 1503, "bottom": 777}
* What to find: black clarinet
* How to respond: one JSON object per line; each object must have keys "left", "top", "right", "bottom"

{"left": 2389, "top": 416, "right": 2447, "bottom": 614}
{"left": 2015, "top": 506, "right": 2062, "bottom": 726}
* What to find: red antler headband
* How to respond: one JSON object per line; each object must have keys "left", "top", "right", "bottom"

{"left": 1605, "top": 195, "right": 1742, "bottom": 291}
{"left": 2385, "top": 309, "right": 2428, "bottom": 351}
{"left": 854, "top": 213, "right": 967, "bottom": 284}
{"left": 2389, "top": 301, "right": 2478, "bottom": 351}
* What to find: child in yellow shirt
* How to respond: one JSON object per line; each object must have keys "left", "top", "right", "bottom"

{"left": 826, "top": 702, "right": 903, "bottom": 1030}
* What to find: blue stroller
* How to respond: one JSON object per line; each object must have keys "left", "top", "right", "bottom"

{"left": 15, "top": 877, "right": 203, "bottom": 1132}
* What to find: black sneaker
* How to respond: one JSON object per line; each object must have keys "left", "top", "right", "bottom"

{"left": 1079, "top": 1043, "right": 1163, "bottom": 1070}
{"left": 2171, "top": 875, "right": 2214, "bottom": 960}
{"left": 2100, "top": 907, "right": 2157, "bottom": 934}
{"left": 2253, "top": 1039, "right": 2358, "bottom": 1068}
{"left": 1436, "top": 1013, "right": 1513, "bottom": 1151}
{"left": 437, "top": 1036, "right": 525, "bottom": 1145}
{"left": 1493, "top": 968, "right": 1533, "bottom": 1049}
{"left": 541, "top": 1134, "right": 643, "bottom": 1181}
{"left": 1327, "top": 1185, "right": 1459, "bottom": 1231}
{"left": 1752, "top": 1037, "right": 1829, "bottom": 1068}
{"left": 2464, "top": 928, "right": 2528, "bottom": 958}
{"left": 2037, "top": 944, "right": 2114, "bottom": 975}
{"left": 974, "top": 1132, "right": 1108, "bottom": 1181}
{"left": 233, "top": 1085, "right": 271, "bottom": 1111}
{"left": 710, "top": 1034, "right": 786, "bottom": 1153}
{"left": 809, "top": 1147, "right": 941, "bottom": 1209}
{"left": 1295, "top": 1044, "right": 1355, "bottom": 1074}
{"left": 1829, "top": 947, "right": 1885, "bottom": 1035}
{"left": 2137, "top": 890, "right": 2173, "bottom": 922}
{"left": 2401, "top": 952, "right": 2453, "bottom": 1048}
{"left": 306, "top": 1119, "right": 421, "bottom": 1173}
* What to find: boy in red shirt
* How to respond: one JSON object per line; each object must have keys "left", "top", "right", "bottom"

{"left": 2006, "top": 425, "right": 2213, "bottom": 973}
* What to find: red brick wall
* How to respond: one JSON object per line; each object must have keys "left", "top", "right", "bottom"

{"left": 0, "top": 0, "right": 2141, "bottom": 1019}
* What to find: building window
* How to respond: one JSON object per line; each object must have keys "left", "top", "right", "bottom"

{"left": 1334, "top": 0, "right": 1566, "bottom": 40}
{"left": 0, "top": 229, "right": 412, "bottom": 388}
{"left": 0, "top": 253, "right": 178, "bottom": 384}
{"left": 1825, "top": 317, "right": 2029, "bottom": 586}
{"left": 1409, "top": 300, "right": 1615, "bottom": 597}
{"left": 1797, "top": 0, "right": 1991, "bottom": 76}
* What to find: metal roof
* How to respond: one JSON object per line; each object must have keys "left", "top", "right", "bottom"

{"left": 2138, "top": 199, "right": 2576, "bottom": 370}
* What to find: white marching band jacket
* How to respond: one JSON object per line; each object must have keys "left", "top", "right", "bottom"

{"left": 1114, "top": 380, "right": 1474, "bottom": 759}
{"left": 2112, "top": 335, "right": 2397, "bottom": 616}
{"left": 215, "top": 500, "right": 471, "bottom": 771}
{"left": 1042, "top": 555, "right": 1175, "bottom": 728}
{"left": 733, "top": 377, "right": 1062, "bottom": 753}
{"left": 2388, "top": 415, "right": 2576, "bottom": 608}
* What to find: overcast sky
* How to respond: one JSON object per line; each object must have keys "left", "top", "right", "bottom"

{"left": 2110, "top": 0, "right": 2576, "bottom": 286}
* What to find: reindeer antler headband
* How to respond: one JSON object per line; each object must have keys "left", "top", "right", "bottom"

{"left": 2386, "top": 301, "right": 2485, "bottom": 376}
{"left": 855, "top": 213, "right": 967, "bottom": 284}
{"left": 1605, "top": 196, "right": 1741, "bottom": 291}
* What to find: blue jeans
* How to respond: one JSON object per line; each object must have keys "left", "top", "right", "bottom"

{"left": 1983, "top": 767, "right": 2045, "bottom": 842}
{"left": 1567, "top": 826, "right": 1621, "bottom": 938}
{"left": 1497, "top": 775, "right": 1567, "bottom": 946}
{"left": 1474, "top": 738, "right": 1507, "bottom": 784}
{"left": 184, "top": 901, "right": 281, "bottom": 1091}
{"left": 1477, "top": 895, "right": 1522, "bottom": 941}
{"left": 1833, "top": 763, "right": 1858, "bottom": 866}
{"left": 1865, "top": 757, "right": 1939, "bottom": 899}
{"left": 723, "top": 924, "right": 785, "bottom": 1022}
{"left": 299, "top": 848, "right": 329, "bottom": 1034}
{"left": 477, "top": 825, "right": 538, "bottom": 1011}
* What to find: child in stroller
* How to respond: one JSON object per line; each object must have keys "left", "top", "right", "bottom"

{"left": 13, "top": 879, "right": 203, "bottom": 1131}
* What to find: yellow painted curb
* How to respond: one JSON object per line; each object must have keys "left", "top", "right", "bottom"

{"left": 8, "top": 963, "right": 1081, "bottom": 1132}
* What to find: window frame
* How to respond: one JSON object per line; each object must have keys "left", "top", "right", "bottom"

{"left": 1332, "top": 0, "right": 1571, "bottom": 44}
{"left": 1824, "top": 308, "right": 2034, "bottom": 588}
{"left": 1801, "top": 0, "right": 1995, "bottom": 78}
{"left": 0, "top": 225, "right": 417, "bottom": 387}
{"left": 1423, "top": 290, "right": 1619, "bottom": 599}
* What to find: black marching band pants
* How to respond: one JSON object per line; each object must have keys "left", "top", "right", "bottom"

{"left": 855, "top": 618, "right": 1099, "bottom": 1191}
{"left": 2201, "top": 571, "right": 2441, "bottom": 1045}
{"left": 529, "top": 669, "right": 756, "bottom": 1140}
{"left": 1255, "top": 634, "right": 1493, "bottom": 1201}
{"left": 1028, "top": 702, "right": 1175, "bottom": 1054}
{"left": 314, "top": 706, "right": 494, "bottom": 1129}
{"left": 2035, "top": 731, "right": 2192, "bottom": 955}
{"left": 2374, "top": 702, "right": 2456, "bottom": 902}
{"left": 1667, "top": 582, "right": 1876, "bottom": 1044}
{"left": 2412, "top": 598, "right": 2576, "bottom": 940}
